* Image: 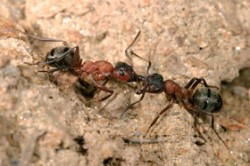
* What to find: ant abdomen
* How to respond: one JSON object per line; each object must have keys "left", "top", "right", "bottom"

{"left": 192, "top": 87, "right": 222, "bottom": 113}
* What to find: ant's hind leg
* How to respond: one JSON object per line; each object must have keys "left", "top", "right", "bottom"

{"left": 93, "top": 81, "right": 114, "bottom": 102}
{"left": 208, "top": 114, "right": 230, "bottom": 150}
{"left": 24, "top": 61, "right": 42, "bottom": 66}
{"left": 38, "top": 67, "right": 68, "bottom": 73}
{"left": 182, "top": 103, "right": 207, "bottom": 145}
{"left": 193, "top": 114, "right": 207, "bottom": 146}
{"left": 123, "top": 137, "right": 169, "bottom": 144}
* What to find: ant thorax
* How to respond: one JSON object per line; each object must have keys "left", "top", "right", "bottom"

{"left": 80, "top": 61, "right": 114, "bottom": 81}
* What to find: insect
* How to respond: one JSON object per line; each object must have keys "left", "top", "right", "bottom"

{"left": 120, "top": 37, "right": 229, "bottom": 150}
{"left": 123, "top": 73, "right": 229, "bottom": 149}
{"left": 25, "top": 31, "right": 146, "bottom": 101}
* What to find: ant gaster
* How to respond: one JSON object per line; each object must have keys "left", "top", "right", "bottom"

{"left": 26, "top": 31, "right": 145, "bottom": 101}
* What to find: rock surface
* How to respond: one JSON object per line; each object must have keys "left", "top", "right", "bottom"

{"left": 0, "top": 0, "right": 250, "bottom": 165}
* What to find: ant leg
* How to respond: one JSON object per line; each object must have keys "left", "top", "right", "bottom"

{"left": 123, "top": 137, "right": 169, "bottom": 144}
{"left": 206, "top": 113, "right": 230, "bottom": 150}
{"left": 184, "top": 77, "right": 204, "bottom": 90}
{"left": 92, "top": 80, "right": 114, "bottom": 102}
{"left": 185, "top": 77, "right": 219, "bottom": 90}
{"left": 198, "top": 77, "right": 219, "bottom": 89}
{"left": 120, "top": 90, "right": 147, "bottom": 118}
{"left": 38, "top": 67, "right": 67, "bottom": 73}
{"left": 25, "top": 60, "right": 67, "bottom": 73}
{"left": 184, "top": 78, "right": 197, "bottom": 89}
{"left": 24, "top": 61, "right": 42, "bottom": 66}
{"left": 144, "top": 100, "right": 174, "bottom": 137}
{"left": 182, "top": 102, "right": 207, "bottom": 145}
{"left": 210, "top": 115, "right": 230, "bottom": 150}
{"left": 193, "top": 113, "right": 207, "bottom": 146}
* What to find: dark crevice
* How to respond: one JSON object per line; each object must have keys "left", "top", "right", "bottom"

{"left": 73, "top": 136, "right": 88, "bottom": 156}
{"left": 103, "top": 157, "right": 124, "bottom": 166}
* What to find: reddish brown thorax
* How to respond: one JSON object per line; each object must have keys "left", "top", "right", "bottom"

{"left": 80, "top": 60, "right": 114, "bottom": 81}
{"left": 164, "top": 80, "right": 194, "bottom": 103}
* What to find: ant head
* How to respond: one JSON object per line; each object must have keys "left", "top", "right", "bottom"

{"left": 193, "top": 87, "right": 222, "bottom": 113}
{"left": 144, "top": 73, "right": 164, "bottom": 93}
{"left": 112, "top": 62, "right": 138, "bottom": 82}
{"left": 45, "top": 46, "right": 74, "bottom": 68}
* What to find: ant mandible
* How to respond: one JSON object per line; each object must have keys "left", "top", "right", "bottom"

{"left": 121, "top": 38, "right": 229, "bottom": 150}
{"left": 25, "top": 31, "right": 146, "bottom": 101}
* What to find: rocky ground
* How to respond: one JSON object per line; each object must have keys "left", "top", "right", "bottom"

{"left": 0, "top": 0, "right": 250, "bottom": 165}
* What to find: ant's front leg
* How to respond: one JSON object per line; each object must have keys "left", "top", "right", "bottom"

{"left": 123, "top": 137, "right": 169, "bottom": 144}
{"left": 185, "top": 77, "right": 218, "bottom": 90}
{"left": 203, "top": 112, "right": 230, "bottom": 150}
{"left": 25, "top": 61, "right": 68, "bottom": 73}
{"left": 38, "top": 66, "right": 68, "bottom": 73}
{"left": 193, "top": 113, "right": 207, "bottom": 146}
{"left": 121, "top": 85, "right": 148, "bottom": 118}
{"left": 182, "top": 103, "right": 207, "bottom": 145}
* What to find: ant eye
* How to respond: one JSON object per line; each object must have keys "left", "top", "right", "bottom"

{"left": 49, "top": 49, "right": 55, "bottom": 58}
{"left": 118, "top": 69, "right": 125, "bottom": 76}
{"left": 63, "top": 47, "right": 69, "bottom": 53}
{"left": 46, "top": 48, "right": 57, "bottom": 61}
{"left": 48, "top": 54, "right": 54, "bottom": 59}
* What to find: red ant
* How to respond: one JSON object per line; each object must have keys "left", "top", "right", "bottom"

{"left": 25, "top": 31, "right": 146, "bottom": 101}
{"left": 124, "top": 71, "right": 229, "bottom": 150}
{"left": 121, "top": 40, "right": 229, "bottom": 150}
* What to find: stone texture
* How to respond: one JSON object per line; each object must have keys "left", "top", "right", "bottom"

{"left": 0, "top": 0, "right": 249, "bottom": 165}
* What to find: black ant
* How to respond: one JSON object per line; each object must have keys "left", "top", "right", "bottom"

{"left": 25, "top": 31, "right": 146, "bottom": 101}
{"left": 121, "top": 38, "right": 229, "bottom": 150}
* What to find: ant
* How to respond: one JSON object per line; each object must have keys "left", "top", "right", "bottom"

{"left": 121, "top": 39, "right": 229, "bottom": 150}
{"left": 25, "top": 31, "right": 146, "bottom": 101}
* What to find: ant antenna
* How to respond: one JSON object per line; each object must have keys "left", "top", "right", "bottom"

{"left": 125, "top": 30, "right": 151, "bottom": 74}
{"left": 17, "top": 29, "right": 70, "bottom": 47}
{"left": 25, "top": 33, "right": 70, "bottom": 47}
